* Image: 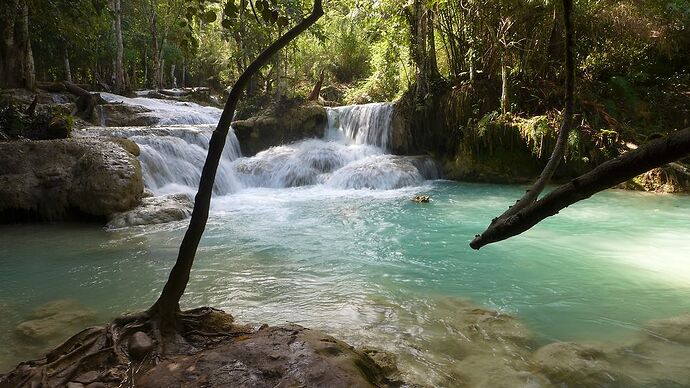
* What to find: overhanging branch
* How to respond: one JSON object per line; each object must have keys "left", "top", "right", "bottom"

{"left": 470, "top": 128, "right": 690, "bottom": 249}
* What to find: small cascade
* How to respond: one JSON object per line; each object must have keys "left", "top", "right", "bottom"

{"left": 100, "top": 92, "right": 222, "bottom": 125}
{"left": 84, "top": 126, "right": 243, "bottom": 196}
{"left": 326, "top": 103, "right": 394, "bottom": 150}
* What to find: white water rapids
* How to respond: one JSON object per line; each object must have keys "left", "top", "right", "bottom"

{"left": 84, "top": 97, "right": 439, "bottom": 196}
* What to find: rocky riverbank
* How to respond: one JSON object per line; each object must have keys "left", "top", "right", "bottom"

{"left": 0, "top": 138, "right": 143, "bottom": 222}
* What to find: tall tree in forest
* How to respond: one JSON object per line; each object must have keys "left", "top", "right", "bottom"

{"left": 406, "top": 0, "right": 441, "bottom": 99}
{"left": 110, "top": 0, "right": 125, "bottom": 92}
{"left": 0, "top": 0, "right": 35, "bottom": 89}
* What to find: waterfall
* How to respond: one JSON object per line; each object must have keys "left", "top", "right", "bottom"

{"left": 82, "top": 94, "right": 437, "bottom": 195}
{"left": 326, "top": 103, "right": 394, "bottom": 151}
{"left": 84, "top": 126, "right": 243, "bottom": 196}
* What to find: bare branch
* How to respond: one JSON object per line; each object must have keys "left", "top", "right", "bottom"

{"left": 470, "top": 128, "right": 690, "bottom": 249}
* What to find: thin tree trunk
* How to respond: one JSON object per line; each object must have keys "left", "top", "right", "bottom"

{"left": 148, "top": 0, "right": 324, "bottom": 326}
{"left": 64, "top": 50, "right": 72, "bottom": 83}
{"left": 111, "top": 0, "right": 125, "bottom": 93}
{"left": 501, "top": 55, "right": 509, "bottom": 114}
{"left": 143, "top": 49, "right": 148, "bottom": 88}
{"left": 181, "top": 57, "right": 186, "bottom": 87}
{"left": 170, "top": 63, "right": 176, "bottom": 88}
{"left": 150, "top": 4, "right": 162, "bottom": 90}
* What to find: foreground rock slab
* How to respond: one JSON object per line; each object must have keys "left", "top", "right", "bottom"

{"left": 137, "top": 325, "right": 396, "bottom": 388}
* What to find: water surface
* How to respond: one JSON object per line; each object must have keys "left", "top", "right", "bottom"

{"left": 2, "top": 181, "right": 689, "bottom": 384}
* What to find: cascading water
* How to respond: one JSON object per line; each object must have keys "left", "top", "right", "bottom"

{"left": 325, "top": 103, "right": 394, "bottom": 150}
{"left": 99, "top": 92, "right": 222, "bottom": 125}
{"left": 81, "top": 97, "right": 438, "bottom": 196}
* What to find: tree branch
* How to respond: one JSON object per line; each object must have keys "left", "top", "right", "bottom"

{"left": 149, "top": 0, "right": 324, "bottom": 324}
{"left": 470, "top": 128, "right": 690, "bottom": 249}
{"left": 469, "top": 0, "right": 574, "bottom": 248}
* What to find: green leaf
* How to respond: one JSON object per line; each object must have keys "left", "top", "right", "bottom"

{"left": 201, "top": 10, "right": 217, "bottom": 23}
{"left": 221, "top": 18, "right": 233, "bottom": 29}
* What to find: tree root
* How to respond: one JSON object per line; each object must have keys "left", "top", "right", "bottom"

{"left": 0, "top": 308, "right": 247, "bottom": 388}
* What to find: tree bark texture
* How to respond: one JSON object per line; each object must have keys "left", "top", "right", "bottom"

{"left": 110, "top": 0, "right": 125, "bottom": 93}
{"left": 0, "top": 0, "right": 34, "bottom": 89}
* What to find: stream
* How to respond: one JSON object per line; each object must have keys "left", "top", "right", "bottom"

{"left": 1, "top": 96, "right": 689, "bottom": 385}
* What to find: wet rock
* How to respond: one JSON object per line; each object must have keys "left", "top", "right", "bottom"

{"left": 128, "top": 331, "right": 154, "bottom": 360}
{"left": 644, "top": 314, "right": 690, "bottom": 345}
{"left": 360, "top": 348, "right": 402, "bottom": 384}
{"left": 232, "top": 103, "right": 327, "bottom": 156}
{"left": 15, "top": 299, "right": 97, "bottom": 342}
{"left": 533, "top": 342, "right": 632, "bottom": 387}
{"left": 137, "top": 325, "right": 396, "bottom": 388}
{"left": 96, "top": 103, "right": 158, "bottom": 127}
{"left": 107, "top": 193, "right": 193, "bottom": 228}
{"left": 0, "top": 138, "right": 143, "bottom": 222}
{"left": 47, "top": 115, "right": 72, "bottom": 139}
{"left": 412, "top": 195, "right": 430, "bottom": 203}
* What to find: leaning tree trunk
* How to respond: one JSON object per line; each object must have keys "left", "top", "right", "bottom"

{"left": 148, "top": 0, "right": 325, "bottom": 328}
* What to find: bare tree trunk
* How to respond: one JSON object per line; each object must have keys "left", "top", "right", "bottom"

{"left": 148, "top": 0, "right": 324, "bottom": 327}
{"left": 1, "top": 1, "right": 21, "bottom": 87}
{"left": 64, "top": 50, "right": 72, "bottom": 83}
{"left": 149, "top": 4, "right": 162, "bottom": 90}
{"left": 170, "top": 63, "right": 176, "bottom": 88}
{"left": 181, "top": 57, "right": 186, "bottom": 87}
{"left": 18, "top": 0, "right": 34, "bottom": 89}
{"left": 1, "top": 0, "right": 35, "bottom": 89}
{"left": 308, "top": 69, "right": 324, "bottom": 101}
{"left": 143, "top": 49, "right": 148, "bottom": 88}
{"left": 110, "top": 0, "right": 125, "bottom": 93}
{"left": 501, "top": 55, "right": 509, "bottom": 114}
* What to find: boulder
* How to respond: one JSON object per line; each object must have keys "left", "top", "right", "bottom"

{"left": 232, "top": 103, "right": 328, "bottom": 156}
{"left": 0, "top": 138, "right": 143, "bottom": 222}
{"left": 95, "top": 103, "right": 158, "bottom": 127}
{"left": 107, "top": 193, "right": 193, "bottom": 228}
{"left": 136, "top": 325, "right": 397, "bottom": 388}
{"left": 128, "top": 331, "right": 154, "bottom": 360}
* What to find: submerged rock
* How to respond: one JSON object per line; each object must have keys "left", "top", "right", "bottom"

{"left": 136, "top": 324, "right": 398, "bottom": 388}
{"left": 232, "top": 103, "right": 328, "bottom": 156}
{"left": 643, "top": 314, "right": 690, "bottom": 345}
{"left": 533, "top": 342, "right": 632, "bottom": 387}
{"left": 15, "top": 299, "right": 97, "bottom": 342}
{"left": 107, "top": 193, "right": 193, "bottom": 228}
{"left": 0, "top": 138, "right": 143, "bottom": 222}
